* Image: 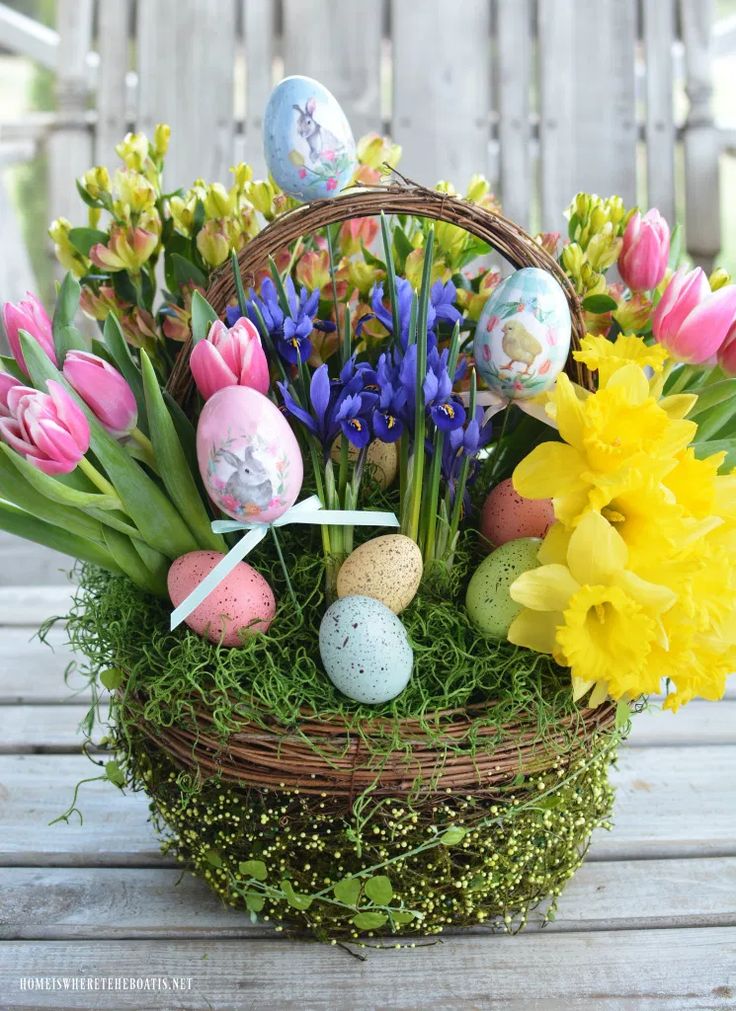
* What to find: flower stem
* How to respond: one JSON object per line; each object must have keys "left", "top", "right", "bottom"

{"left": 128, "top": 427, "right": 159, "bottom": 473}
{"left": 78, "top": 457, "right": 122, "bottom": 503}
{"left": 270, "top": 526, "right": 301, "bottom": 616}
{"left": 326, "top": 224, "right": 343, "bottom": 355}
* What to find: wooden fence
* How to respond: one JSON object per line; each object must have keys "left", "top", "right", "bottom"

{"left": 0, "top": 0, "right": 734, "bottom": 303}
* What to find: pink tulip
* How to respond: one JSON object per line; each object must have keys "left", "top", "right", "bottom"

{"left": 190, "top": 318, "right": 270, "bottom": 400}
{"left": 62, "top": 350, "right": 138, "bottom": 438}
{"left": 1, "top": 292, "right": 57, "bottom": 376}
{"left": 717, "top": 319, "right": 736, "bottom": 376}
{"left": 0, "top": 371, "right": 20, "bottom": 417}
{"left": 0, "top": 380, "right": 90, "bottom": 474}
{"left": 652, "top": 267, "right": 736, "bottom": 364}
{"left": 619, "top": 210, "right": 670, "bottom": 291}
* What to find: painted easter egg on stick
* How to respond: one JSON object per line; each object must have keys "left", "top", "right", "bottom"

{"left": 264, "top": 76, "right": 356, "bottom": 201}
{"left": 197, "top": 386, "right": 303, "bottom": 524}
{"left": 473, "top": 268, "right": 571, "bottom": 400}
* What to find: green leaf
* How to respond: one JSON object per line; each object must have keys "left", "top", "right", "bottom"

{"left": 332, "top": 877, "right": 361, "bottom": 906}
{"left": 68, "top": 227, "right": 108, "bottom": 257}
{"left": 0, "top": 354, "right": 25, "bottom": 381}
{"left": 688, "top": 379, "right": 736, "bottom": 418}
{"left": 102, "top": 313, "right": 148, "bottom": 434}
{"left": 511, "top": 772, "right": 525, "bottom": 787}
{"left": 100, "top": 668, "right": 124, "bottom": 690}
{"left": 239, "top": 859, "right": 267, "bottom": 882}
{"left": 101, "top": 526, "right": 168, "bottom": 596}
{"left": 191, "top": 290, "right": 219, "bottom": 344}
{"left": 439, "top": 826, "right": 467, "bottom": 846}
{"left": 204, "top": 848, "right": 223, "bottom": 868}
{"left": 668, "top": 222, "right": 683, "bottom": 269}
{"left": 172, "top": 253, "right": 208, "bottom": 289}
{"left": 51, "top": 275, "right": 88, "bottom": 362}
{"left": 352, "top": 911, "right": 387, "bottom": 931}
{"left": 105, "top": 760, "right": 125, "bottom": 787}
{"left": 391, "top": 911, "right": 416, "bottom": 925}
{"left": 582, "top": 293, "right": 618, "bottom": 314}
{"left": 245, "top": 891, "right": 265, "bottom": 913}
{"left": 280, "top": 880, "right": 313, "bottom": 911}
{"left": 75, "top": 178, "right": 104, "bottom": 208}
{"left": 0, "top": 501, "right": 122, "bottom": 573}
{"left": 20, "top": 333, "right": 199, "bottom": 561}
{"left": 615, "top": 698, "right": 631, "bottom": 731}
{"left": 163, "top": 391, "right": 198, "bottom": 474}
{"left": 392, "top": 227, "right": 414, "bottom": 273}
{"left": 692, "top": 397, "right": 736, "bottom": 443}
{"left": 364, "top": 875, "right": 393, "bottom": 905}
{"left": 693, "top": 440, "right": 736, "bottom": 471}
{"left": 0, "top": 443, "right": 120, "bottom": 511}
{"left": 140, "top": 351, "right": 225, "bottom": 551}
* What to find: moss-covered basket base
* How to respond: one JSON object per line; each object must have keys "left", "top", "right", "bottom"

{"left": 123, "top": 728, "right": 616, "bottom": 941}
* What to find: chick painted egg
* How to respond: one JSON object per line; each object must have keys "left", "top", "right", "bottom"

{"left": 168, "top": 551, "right": 276, "bottom": 646}
{"left": 336, "top": 535, "right": 422, "bottom": 614}
{"left": 264, "top": 76, "right": 356, "bottom": 201}
{"left": 466, "top": 537, "right": 541, "bottom": 638}
{"left": 480, "top": 478, "right": 554, "bottom": 550}
{"left": 474, "top": 267, "right": 571, "bottom": 400}
{"left": 330, "top": 437, "right": 399, "bottom": 490}
{"left": 319, "top": 595, "right": 413, "bottom": 704}
{"left": 197, "top": 386, "right": 303, "bottom": 525}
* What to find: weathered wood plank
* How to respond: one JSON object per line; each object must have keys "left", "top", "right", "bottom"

{"left": 94, "top": 0, "right": 131, "bottom": 166}
{"left": 626, "top": 700, "right": 736, "bottom": 746}
{"left": 0, "top": 928, "right": 734, "bottom": 1009}
{"left": 1, "top": 747, "right": 734, "bottom": 866}
{"left": 496, "top": 0, "right": 532, "bottom": 228}
{"left": 0, "top": 534, "right": 76, "bottom": 587}
{"left": 0, "top": 174, "right": 37, "bottom": 304}
{"left": 1, "top": 857, "right": 734, "bottom": 941}
{"left": 392, "top": 0, "right": 491, "bottom": 186}
{"left": 0, "top": 586, "right": 75, "bottom": 626}
{"left": 0, "top": 2, "right": 59, "bottom": 69}
{"left": 0, "top": 627, "right": 87, "bottom": 705}
{"left": 282, "top": 0, "right": 383, "bottom": 142}
{"left": 242, "top": 0, "right": 275, "bottom": 177}
{"left": 643, "top": 0, "right": 677, "bottom": 225}
{"left": 0, "top": 705, "right": 96, "bottom": 753}
{"left": 538, "top": 0, "right": 576, "bottom": 232}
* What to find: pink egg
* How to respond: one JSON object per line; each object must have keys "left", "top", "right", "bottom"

{"left": 196, "top": 386, "right": 303, "bottom": 524}
{"left": 480, "top": 478, "right": 554, "bottom": 549}
{"left": 168, "top": 551, "right": 276, "bottom": 646}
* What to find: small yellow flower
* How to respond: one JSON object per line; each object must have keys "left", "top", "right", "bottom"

{"left": 115, "top": 131, "right": 150, "bottom": 172}
{"left": 574, "top": 332, "right": 668, "bottom": 385}
{"left": 153, "top": 123, "right": 171, "bottom": 158}
{"left": 48, "top": 217, "right": 89, "bottom": 277}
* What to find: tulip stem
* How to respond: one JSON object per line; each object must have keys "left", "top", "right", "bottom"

{"left": 128, "top": 427, "right": 159, "bottom": 472}
{"left": 77, "top": 457, "right": 121, "bottom": 503}
{"left": 269, "top": 526, "right": 301, "bottom": 617}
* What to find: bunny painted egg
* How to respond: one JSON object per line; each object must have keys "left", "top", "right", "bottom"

{"left": 319, "top": 595, "right": 413, "bottom": 704}
{"left": 168, "top": 551, "right": 276, "bottom": 646}
{"left": 465, "top": 537, "right": 541, "bottom": 638}
{"left": 474, "top": 267, "right": 571, "bottom": 400}
{"left": 197, "top": 386, "right": 303, "bottom": 524}
{"left": 264, "top": 75, "right": 356, "bottom": 201}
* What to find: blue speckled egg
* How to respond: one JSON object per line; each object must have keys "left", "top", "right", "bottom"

{"left": 263, "top": 76, "right": 356, "bottom": 202}
{"left": 474, "top": 268, "right": 571, "bottom": 400}
{"left": 465, "top": 537, "right": 541, "bottom": 638}
{"left": 319, "top": 595, "right": 413, "bottom": 704}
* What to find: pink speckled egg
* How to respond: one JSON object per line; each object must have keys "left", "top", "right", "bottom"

{"left": 197, "top": 386, "right": 303, "bottom": 525}
{"left": 168, "top": 551, "right": 276, "bottom": 646}
{"left": 480, "top": 478, "right": 554, "bottom": 550}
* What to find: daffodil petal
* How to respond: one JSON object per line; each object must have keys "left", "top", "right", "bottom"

{"left": 513, "top": 443, "right": 588, "bottom": 501}
{"left": 551, "top": 373, "right": 586, "bottom": 446}
{"left": 538, "top": 522, "right": 571, "bottom": 565}
{"left": 605, "top": 363, "right": 650, "bottom": 404}
{"left": 572, "top": 674, "right": 595, "bottom": 701}
{"left": 659, "top": 393, "right": 697, "bottom": 420}
{"left": 510, "top": 564, "right": 579, "bottom": 611}
{"left": 507, "top": 608, "right": 560, "bottom": 654}
{"left": 567, "top": 511, "right": 628, "bottom": 583}
{"left": 588, "top": 680, "right": 610, "bottom": 708}
{"left": 615, "top": 570, "right": 676, "bottom": 614}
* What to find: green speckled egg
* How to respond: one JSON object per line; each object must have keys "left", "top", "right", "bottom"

{"left": 465, "top": 537, "right": 541, "bottom": 638}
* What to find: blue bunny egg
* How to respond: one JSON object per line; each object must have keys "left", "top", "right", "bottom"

{"left": 264, "top": 76, "right": 356, "bottom": 201}
{"left": 473, "top": 267, "right": 571, "bottom": 400}
{"left": 319, "top": 595, "right": 413, "bottom": 704}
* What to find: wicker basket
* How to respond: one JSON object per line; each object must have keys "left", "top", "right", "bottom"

{"left": 119, "top": 182, "right": 620, "bottom": 939}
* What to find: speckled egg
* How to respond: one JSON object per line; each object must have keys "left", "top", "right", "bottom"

{"left": 466, "top": 538, "right": 541, "bottom": 638}
{"left": 330, "top": 437, "right": 399, "bottom": 490}
{"left": 168, "top": 551, "right": 276, "bottom": 646}
{"left": 480, "top": 478, "right": 555, "bottom": 550}
{"left": 336, "top": 535, "right": 422, "bottom": 614}
{"left": 474, "top": 267, "right": 571, "bottom": 400}
{"left": 319, "top": 595, "right": 413, "bottom": 704}
{"left": 264, "top": 76, "right": 356, "bottom": 201}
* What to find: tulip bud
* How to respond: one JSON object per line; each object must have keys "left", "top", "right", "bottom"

{"left": 619, "top": 209, "right": 670, "bottom": 291}
{"left": 0, "top": 380, "right": 89, "bottom": 474}
{"left": 2, "top": 292, "right": 57, "bottom": 377}
{"left": 196, "top": 219, "right": 230, "bottom": 268}
{"left": 190, "top": 318, "right": 270, "bottom": 400}
{"left": 0, "top": 370, "right": 19, "bottom": 417}
{"left": 653, "top": 267, "right": 736, "bottom": 364}
{"left": 63, "top": 351, "right": 138, "bottom": 438}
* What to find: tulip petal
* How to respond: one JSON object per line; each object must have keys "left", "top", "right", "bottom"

{"left": 675, "top": 285, "right": 736, "bottom": 364}
{"left": 190, "top": 340, "right": 237, "bottom": 400}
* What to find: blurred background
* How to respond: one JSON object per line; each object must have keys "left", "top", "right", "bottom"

{"left": 0, "top": 0, "right": 734, "bottom": 311}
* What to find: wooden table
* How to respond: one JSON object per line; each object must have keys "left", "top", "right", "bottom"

{"left": 0, "top": 568, "right": 735, "bottom": 1009}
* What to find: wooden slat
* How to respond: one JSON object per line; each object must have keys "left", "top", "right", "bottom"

{"left": 136, "top": 0, "right": 237, "bottom": 188}
{"left": 0, "top": 928, "right": 734, "bottom": 1009}
{"left": 496, "top": 0, "right": 532, "bottom": 228}
{"left": 0, "top": 627, "right": 87, "bottom": 705}
{"left": 0, "top": 705, "right": 94, "bottom": 753}
{"left": 281, "top": 0, "right": 383, "bottom": 142}
{"left": 0, "top": 2, "right": 59, "bottom": 69}
{"left": 538, "top": 0, "right": 576, "bottom": 232}
{"left": 626, "top": 700, "right": 736, "bottom": 746}
{"left": 0, "top": 857, "right": 734, "bottom": 941}
{"left": 93, "top": 0, "right": 130, "bottom": 165}
{"left": 681, "top": 0, "right": 721, "bottom": 269}
{"left": 242, "top": 0, "right": 276, "bottom": 178}
{"left": 643, "top": 0, "right": 677, "bottom": 224}
{"left": 392, "top": 0, "right": 491, "bottom": 186}
{"left": 0, "top": 174, "right": 37, "bottom": 304}
{"left": 0, "top": 586, "right": 75, "bottom": 626}
{"left": 0, "top": 534, "right": 76, "bottom": 587}
{"left": 1, "top": 747, "right": 734, "bottom": 867}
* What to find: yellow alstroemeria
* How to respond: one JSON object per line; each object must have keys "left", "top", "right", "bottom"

{"left": 508, "top": 511, "right": 676, "bottom": 706}
{"left": 89, "top": 225, "right": 158, "bottom": 273}
{"left": 48, "top": 217, "right": 89, "bottom": 278}
{"left": 112, "top": 169, "right": 158, "bottom": 220}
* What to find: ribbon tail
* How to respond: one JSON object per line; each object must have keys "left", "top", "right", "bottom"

{"left": 170, "top": 526, "right": 268, "bottom": 631}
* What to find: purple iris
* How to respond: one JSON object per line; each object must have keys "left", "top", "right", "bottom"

{"left": 423, "top": 347, "right": 466, "bottom": 432}
{"left": 278, "top": 357, "right": 377, "bottom": 454}
{"left": 373, "top": 351, "right": 409, "bottom": 442}
{"left": 357, "top": 277, "right": 461, "bottom": 348}
{"left": 441, "top": 406, "right": 493, "bottom": 508}
{"left": 238, "top": 276, "right": 335, "bottom": 365}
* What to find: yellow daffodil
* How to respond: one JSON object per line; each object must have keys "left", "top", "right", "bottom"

{"left": 509, "top": 511, "right": 676, "bottom": 705}
{"left": 574, "top": 332, "right": 668, "bottom": 385}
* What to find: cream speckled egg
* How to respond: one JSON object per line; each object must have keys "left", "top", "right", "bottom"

{"left": 319, "top": 595, "right": 413, "bottom": 704}
{"left": 465, "top": 538, "right": 541, "bottom": 638}
{"left": 330, "top": 437, "right": 399, "bottom": 490}
{"left": 336, "top": 535, "right": 422, "bottom": 614}
{"left": 480, "top": 478, "right": 555, "bottom": 550}
{"left": 168, "top": 551, "right": 276, "bottom": 646}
